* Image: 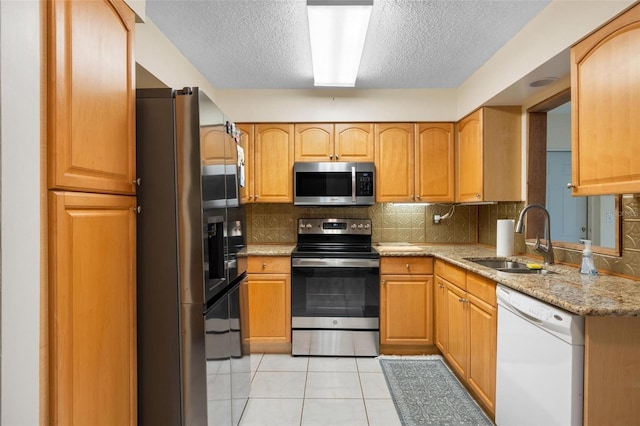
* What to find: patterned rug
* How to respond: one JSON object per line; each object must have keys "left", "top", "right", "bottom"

{"left": 379, "top": 355, "right": 494, "bottom": 426}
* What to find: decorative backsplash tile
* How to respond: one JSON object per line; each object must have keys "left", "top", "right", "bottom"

{"left": 247, "top": 202, "right": 477, "bottom": 245}
{"left": 247, "top": 195, "right": 640, "bottom": 279}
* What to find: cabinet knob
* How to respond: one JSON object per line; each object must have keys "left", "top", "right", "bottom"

{"left": 405, "top": 263, "right": 410, "bottom": 269}
{"left": 567, "top": 183, "right": 576, "bottom": 189}
{"left": 329, "top": 155, "right": 334, "bottom": 160}
{"left": 249, "top": 195, "right": 254, "bottom": 200}
{"left": 416, "top": 195, "right": 421, "bottom": 200}
{"left": 476, "top": 193, "right": 481, "bottom": 199}
{"left": 255, "top": 195, "right": 259, "bottom": 200}
{"left": 133, "top": 178, "right": 141, "bottom": 186}
{"left": 410, "top": 194, "right": 414, "bottom": 199}
{"left": 133, "top": 206, "right": 142, "bottom": 213}
{"left": 381, "top": 279, "right": 386, "bottom": 285}
{"left": 336, "top": 155, "right": 339, "bottom": 160}
{"left": 439, "top": 284, "right": 444, "bottom": 289}
{"left": 262, "top": 263, "right": 267, "bottom": 269}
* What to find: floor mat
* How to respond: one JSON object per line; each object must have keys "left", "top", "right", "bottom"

{"left": 379, "top": 355, "right": 494, "bottom": 426}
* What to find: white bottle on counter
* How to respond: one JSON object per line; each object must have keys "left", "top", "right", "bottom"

{"left": 579, "top": 239, "right": 598, "bottom": 275}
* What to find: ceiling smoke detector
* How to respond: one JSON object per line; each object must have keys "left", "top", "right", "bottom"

{"left": 529, "top": 77, "right": 558, "bottom": 88}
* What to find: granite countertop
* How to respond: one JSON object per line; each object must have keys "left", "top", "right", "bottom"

{"left": 376, "top": 244, "right": 640, "bottom": 317}
{"left": 245, "top": 243, "right": 640, "bottom": 316}
{"left": 245, "top": 244, "right": 296, "bottom": 256}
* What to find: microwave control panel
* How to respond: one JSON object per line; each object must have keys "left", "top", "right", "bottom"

{"left": 356, "top": 172, "right": 374, "bottom": 196}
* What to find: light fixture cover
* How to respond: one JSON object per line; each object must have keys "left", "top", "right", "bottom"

{"left": 307, "top": 0, "right": 373, "bottom": 87}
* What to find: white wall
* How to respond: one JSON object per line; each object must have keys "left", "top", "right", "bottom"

{"left": 0, "top": 0, "right": 42, "bottom": 423}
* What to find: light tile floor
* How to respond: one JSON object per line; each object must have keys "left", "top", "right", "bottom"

{"left": 239, "top": 354, "right": 401, "bottom": 426}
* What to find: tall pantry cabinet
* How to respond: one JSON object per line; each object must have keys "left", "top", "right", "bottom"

{"left": 46, "top": 0, "right": 137, "bottom": 425}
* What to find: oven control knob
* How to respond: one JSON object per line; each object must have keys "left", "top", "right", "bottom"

{"left": 305, "top": 223, "right": 313, "bottom": 229}
{"left": 357, "top": 223, "right": 364, "bottom": 229}
{"left": 299, "top": 223, "right": 306, "bottom": 229}
{"left": 364, "top": 223, "right": 370, "bottom": 229}
{"left": 351, "top": 223, "right": 357, "bottom": 229}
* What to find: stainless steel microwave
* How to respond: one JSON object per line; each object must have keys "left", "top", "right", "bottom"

{"left": 293, "top": 162, "right": 375, "bottom": 206}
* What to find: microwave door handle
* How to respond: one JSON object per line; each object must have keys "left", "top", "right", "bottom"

{"left": 352, "top": 166, "right": 356, "bottom": 203}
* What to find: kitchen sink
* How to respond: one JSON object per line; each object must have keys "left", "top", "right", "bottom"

{"left": 464, "top": 258, "right": 555, "bottom": 274}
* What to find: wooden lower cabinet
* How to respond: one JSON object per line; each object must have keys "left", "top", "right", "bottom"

{"left": 583, "top": 316, "right": 640, "bottom": 425}
{"left": 436, "top": 260, "right": 496, "bottom": 418}
{"left": 247, "top": 256, "right": 291, "bottom": 353}
{"left": 48, "top": 191, "right": 137, "bottom": 425}
{"left": 379, "top": 257, "right": 436, "bottom": 354}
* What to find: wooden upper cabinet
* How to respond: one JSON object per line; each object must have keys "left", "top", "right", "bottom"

{"left": 237, "top": 123, "right": 253, "bottom": 204}
{"left": 416, "top": 123, "right": 454, "bottom": 202}
{"left": 48, "top": 0, "right": 136, "bottom": 195}
{"left": 570, "top": 2, "right": 640, "bottom": 195}
{"left": 48, "top": 191, "right": 137, "bottom": 426}
{"left": 254, "top": 124, "right": 294, "bottom": 202}
{"left": 456, "top": 107, "right": 521, "bottom": 203}
{"left": 375, "top": 123, "right": 415, "bottom": 202}
{"left": 294, "top": 123, "right": 335, "bottom": 161}
{"left": 201, "top": 125, "right": 235, "bottom": 165}
{"left": 335, "top": 123, "right": 374, "bottom": 162}
{"left": 294, "top": 123, "right": 374, "bottom": 162}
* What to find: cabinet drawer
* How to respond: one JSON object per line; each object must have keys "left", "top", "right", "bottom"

{"left": 435, "top": 260, "right": 466, "bottom": 289}
{"left": 381, "top": 256, "right": 433, "bottom": 275}
{"left": 248, "top": 256, "right": 291, "bottom": 274}
{"left": 466, "top": 272, "right": 496, "bottom": 307}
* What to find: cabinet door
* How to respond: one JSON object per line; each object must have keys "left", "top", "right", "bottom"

{"left": 247, "top": 273, "right": 291, "bottom": 343}
{"left": 571, "top": 3, "right": 640, "bottom": 195}
{"left": 254, "top": 124, "right": 294, "bottom": 202}
{"left": 294, "top": 123, "right": 334, "bottom": 161}
{"left": 48, "top": 0, "right": 136, "bottom": 195}
{"left": 49, "top": 191, "right": 136, "bottom": 425}
{"left": 434, "top": 276, "right": 448, "bottom": 353}
{"left": 335, "top": 123, "right": 374, "bottom": 162}
{"left": 467, "top": 293, "right": 497, "bottom": 416}
{"left": 375, "top": 123, "right": 415, "bottom": 202}
{"left": 456, "top": 110, "right": 483, "bottom": 202}
{"left": 201, "top": 125, "right": 235, "bottom": 165}
{"left": 443, "top": 280, "right": 468, "bottom": 379}
{"left": 237, "top": 123, "right": 253, "bottom": 204}
{"left": 416, "top": 123, "right": 454, "bottom": 202}
{"left": 380, "top": 274, "right": 433, "bottom": 345}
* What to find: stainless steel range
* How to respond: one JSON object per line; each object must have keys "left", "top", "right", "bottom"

{"left": 291, "top": 218, "right": 380, "bottom": 356}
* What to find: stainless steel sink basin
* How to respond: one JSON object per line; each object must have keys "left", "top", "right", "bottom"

{"left": 464, "top": 258, "right": 555, "bottom": 274}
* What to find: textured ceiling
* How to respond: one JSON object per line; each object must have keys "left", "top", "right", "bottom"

{"left": 145, "top": 0, "right": 551, "bottom": 90}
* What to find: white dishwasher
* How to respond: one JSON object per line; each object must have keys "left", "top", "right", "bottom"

{"left": 495, "top": 285, "right": 585, "bottom": 426}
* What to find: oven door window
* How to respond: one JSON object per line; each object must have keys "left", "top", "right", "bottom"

{"left": 291, "top": 266, "right": 379, "bottom": 318}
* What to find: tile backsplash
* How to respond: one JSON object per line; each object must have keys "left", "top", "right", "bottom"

{"left": 246, "top": 196, "right": 640, "bottom": 279}
{"left": 246, "top": 203, "right": 477, "bottom": 245}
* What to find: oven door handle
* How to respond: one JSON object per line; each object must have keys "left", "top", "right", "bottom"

{"left": 291, "top": 258, "right": 379, "bottom": 268}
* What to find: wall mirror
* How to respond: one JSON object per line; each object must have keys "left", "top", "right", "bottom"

{"left": 526, "top": 89, "right": 621, "bottom": 256}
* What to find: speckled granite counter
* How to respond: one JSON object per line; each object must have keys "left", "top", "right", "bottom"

{"left": 246, "top": 244, "right": 296, "bottom": 256}
{"left": 376, "top": 244, "right": 640, "bottom": 317}
{"left": 245, "top": 243, "right": 640, "bottom": 316}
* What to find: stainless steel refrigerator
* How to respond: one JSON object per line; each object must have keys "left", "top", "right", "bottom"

{"left": 136, "top": 87, "right": 249, "bottom": 426}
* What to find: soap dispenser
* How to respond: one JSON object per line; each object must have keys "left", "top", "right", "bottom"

{"left": 579, "top": 239, "right": 598, "bottom": 275}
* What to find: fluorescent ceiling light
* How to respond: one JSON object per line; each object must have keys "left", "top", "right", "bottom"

{"left": 307, "top": 0, "right": 373, "bottom": 87}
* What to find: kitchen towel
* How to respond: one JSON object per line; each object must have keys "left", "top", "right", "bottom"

{"left": 497, "top": 219, "right": 515, "bottom": 257}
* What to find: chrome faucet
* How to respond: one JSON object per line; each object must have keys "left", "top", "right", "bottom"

{"left": 515, "top": 204, "right": 554, "bottom": 265}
